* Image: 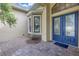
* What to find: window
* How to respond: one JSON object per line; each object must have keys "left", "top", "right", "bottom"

{"left": 34, "top": 16, "right": 41, "bottom": 33}
{"left": 29, "top": 18, "right": 31, "bottom": 32}
{"left": 28, "top": 15, "right": 41, "bottom": 34}
{"left": 28, "top": 17, "right": 32, "bottom": 33}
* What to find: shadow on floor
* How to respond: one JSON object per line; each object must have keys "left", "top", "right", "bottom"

{"left": 26, "top": 37, "right": 41, "bottom": 44}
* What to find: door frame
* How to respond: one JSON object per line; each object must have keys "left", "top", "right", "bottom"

{"left": 52, "top": 11, "right": 78, "bottom": 47}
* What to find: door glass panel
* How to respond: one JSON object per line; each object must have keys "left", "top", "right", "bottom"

{"left": 66, "top": 14, "right": 75, "bottom": 36}
{"left": 54, "top": 17, "right": 60, "bottom": 35}
{"left": 34, "top": 16, "right": 40, "bottom": 33}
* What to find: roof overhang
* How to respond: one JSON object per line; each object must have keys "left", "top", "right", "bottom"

{"left": 27, "top": 6, "right": 44, "bottom": 16}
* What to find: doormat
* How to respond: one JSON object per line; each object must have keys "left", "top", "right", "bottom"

{"left": 54, "top": 42, "right": 68, "bottom": 48}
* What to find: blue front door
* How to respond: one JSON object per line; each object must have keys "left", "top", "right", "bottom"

{"left": 53, "top": 12, "right": 78, "bottom": 46}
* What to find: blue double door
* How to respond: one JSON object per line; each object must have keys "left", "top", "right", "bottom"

{"left": 53, "top": 12, "right": 78, "bottom": 46}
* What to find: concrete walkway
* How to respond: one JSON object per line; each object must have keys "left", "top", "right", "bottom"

{"left": 0, "top": 36, "right": 79, "bottom": 56}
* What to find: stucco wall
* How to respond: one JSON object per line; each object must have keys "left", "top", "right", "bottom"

{"left": 0, "top": 9, "right": 28, "bottom": 42}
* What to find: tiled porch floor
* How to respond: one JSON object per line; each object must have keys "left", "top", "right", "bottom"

{"left": 0, "top": 36, "right": 28, "bottom": 56}
{"left": 13, "top": 42, "right": 79, "bottom": 56}
{"left": 0, "top": 36, "right": 79, "bottom": 56}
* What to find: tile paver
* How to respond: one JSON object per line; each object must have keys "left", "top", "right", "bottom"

{"left": 0, "top": 36, "right": 79, "bottom": 56}
{"left": 13, "top": 41, "right": 79, "bottom": 56}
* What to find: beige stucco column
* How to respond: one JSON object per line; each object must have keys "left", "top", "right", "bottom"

{"left": 41, "top": 7, "right": 47, "bottom": 41}
{"left": 46, "top": 4, "right": 51, "bottom": 41}
{"left": 41, "top": 3, "right": 55, "bottom": 42}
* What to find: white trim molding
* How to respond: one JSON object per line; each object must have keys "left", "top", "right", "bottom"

{"left": 28, "top": 16, "right": 32, "bottom": 34}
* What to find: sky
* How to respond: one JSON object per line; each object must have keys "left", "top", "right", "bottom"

{"left": 16, "top": 3, "right": 34, "bottom": 9}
